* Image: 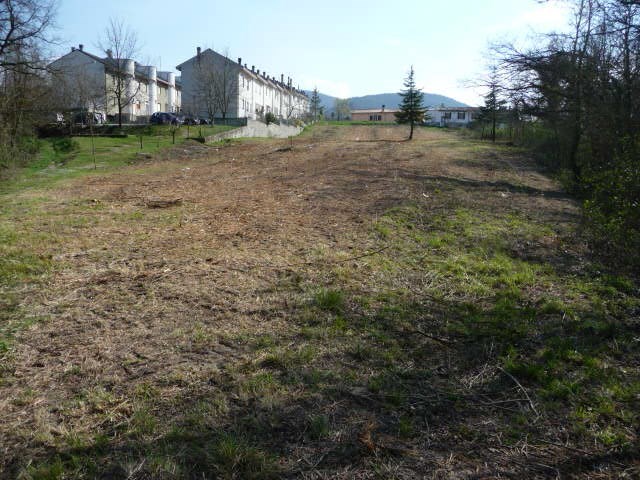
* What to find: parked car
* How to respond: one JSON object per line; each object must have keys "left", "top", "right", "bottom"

{"left": 198, "top": 117, "right": 211, "bottom": 125}
{"left": 72, "top": 111, "right": 103, "bottom": 125}
{"left": 182, "top": 115, "right": 198, "bottom": 125}
{"left": 150, "top": 112, "right": 179, "bottom": 125}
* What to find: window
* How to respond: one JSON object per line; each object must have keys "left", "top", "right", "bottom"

{"left": 443, "top": 112, "right": 451, "bottom": 119}
{"left": 369, "top": 115, "right": 374, "bottom": 121}
{"left": 457, "top": 111, "right": 466, "bottom": 120}
{"left": 377, "top": 115, "right": 382, "bottom": 121}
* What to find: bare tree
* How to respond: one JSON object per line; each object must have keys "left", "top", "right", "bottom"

{"left": 192, "top": 48, "right": 238, "bottom": 123}
{"left": 0, "top": 0, "right": 57, "bottom": 71}
{"left": 193, "top": 60, "right": 219, "bottom": 122}
{"left": 0, "top": 0, "right": 57, "bottom": 173}
{"left": 213, "top": 52, "right": 237, "bottom": 121}
{"left": 285, "top": 95, "right": 303, "bottom": 119}
{"left": 98, "top": 18, "right": 141, "bottom": 128}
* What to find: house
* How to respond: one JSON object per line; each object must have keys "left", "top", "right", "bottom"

{"left": 425, "top": 107, "right": 479, "bottom": 127}
{"left": 48, "top": 44, "right": 182, "bottom": 122}
{"left": 350, "top": 106, "right": 399, "bottom": 122}
{"left": 176, "top": 47, "right": 309, "bottom": 121}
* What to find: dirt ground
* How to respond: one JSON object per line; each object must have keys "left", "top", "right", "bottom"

{"left": 1, "top": 125, "right": 636, "bottom": 478}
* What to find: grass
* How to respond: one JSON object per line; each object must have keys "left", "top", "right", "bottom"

{"left": 0, "top": 124, "right": 638, "bottom": 478}
{"left": 0, "top": 124, "right": 233, "bottom": 194}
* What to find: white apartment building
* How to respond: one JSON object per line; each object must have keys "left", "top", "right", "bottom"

{"left": 176, "top": 48, "right": 309, "bottom": 121}
{"left": 49, "top": 44, "right": 181, "bottom": 122}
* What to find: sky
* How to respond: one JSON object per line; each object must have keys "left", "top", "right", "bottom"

{"left": 51, "top": 0, "right": 574, "bottom": 106}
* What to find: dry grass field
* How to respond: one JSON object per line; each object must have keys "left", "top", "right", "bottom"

{"left": 0, "top": 125, "right": 638, "bottom": 478}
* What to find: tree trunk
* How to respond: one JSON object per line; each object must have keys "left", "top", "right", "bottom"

{"left": 491, "top": 113, "right": 496, "bottom": 143}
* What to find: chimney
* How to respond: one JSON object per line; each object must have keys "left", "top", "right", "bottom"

{"left": 71, "top": 46, "right": 75, "bottom": 52}
{"left": 281, "top": 74, "right": 284, "bottom": 83}
{"left": 79, "top": 44, "right": 84, "bottom": 51}
{"left": 238, "top": 57, "right": 242, "bottom": 64}
{"left": 244, "top": 63, "right": 247, "bottom": 68}
{"left": 257, "top": 69, "right": 260, "bottom": 75}
{"left": 106, "top": 49, "right": 113, "bottom": 58}
{"left": 382, "top": 104, "right": 385, "bottom": 112}
{"left": 251, "top": 65, "right": 255, "bottom": 72}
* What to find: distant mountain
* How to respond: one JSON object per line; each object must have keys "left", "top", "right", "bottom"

{"left": 307, "top": 91, "right": 468, "bottom": 116}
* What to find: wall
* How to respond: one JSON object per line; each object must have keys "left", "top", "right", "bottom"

{"left": 203, "top": 119, "right": 302, "bottom": 142}
{"left": 351, "top": 111, "right": 398, "bottom": 122}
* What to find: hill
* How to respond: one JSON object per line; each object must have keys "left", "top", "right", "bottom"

{"left": 308, "top": 91, "right": 468, "bottom": 116}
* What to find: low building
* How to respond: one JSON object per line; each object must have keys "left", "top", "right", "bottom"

{"left": 425, "top": 107, "right": 479, "bottom": 127}
{"left": 350, "top": 106, "right": 399, "bottom": 122}
{"left": 177, "top": 47, "right": 309, "bottom": 121}
{"left": 48, "top": 44, "right": 181, "bottom": 123}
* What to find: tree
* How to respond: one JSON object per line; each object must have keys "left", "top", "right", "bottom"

{"left": 478, "top": 66, "right": 506, "bottom": 142}
{"left": 310, "top": 87, "right": 321, "bottom": 122}
{"left": 334, "top": 98, "right": 350, "bottom": 121}
{"left": 193, "top": 59, "right": 219, "bottom": 123}
{"left": 285, "top": 94, "right": 303, "bottom": 119}
{"left": 212, "top": 52, "right": 237, "bottom": 121}
{"left": 192, "top": 48, "right": 237, "bottom": 123}
{"left": 99, "top": 18, "right": 141, "bottom": 128}
{"left": 0, "top": 0, "right": 57, "bottom": 171}
{"left": 395, "top": 66, "right": 425, "bottom": 140}
{"left": 0, "top": 0, "right": 57, "bottom": 71}
{"left": 491, "top": 0, "right": 640, "bottom": 262}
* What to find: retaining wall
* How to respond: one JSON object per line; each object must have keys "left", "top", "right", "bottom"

{"left": 204, "top": 119, "right": 302, "bottom": 143}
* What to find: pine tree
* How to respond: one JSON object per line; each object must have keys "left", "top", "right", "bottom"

{"left": 395, "top": 66, "right": 426, "bottom": 140}
{"left": 310, "top": 87, "right": 321, "bottom": 122}
{"left": 478, "top": 67, "right": 506, "bottom": 142}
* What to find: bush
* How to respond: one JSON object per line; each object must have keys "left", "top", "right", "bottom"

{"left": 265, "top": 112, "right": 279, "bottom": 126}
{"left": 0, "top": 135, "right": 41, "bottom": 173}
{"left": 51, "top": 137, "right": 79, "bottom": 154}
{"left": 583, "top": 137, "right": 640, "bottom": 266}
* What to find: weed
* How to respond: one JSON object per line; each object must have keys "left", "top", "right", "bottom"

{"left": 314, "top": 288, "right": 345, "bottom": 313}
{"left": 213, "top": 434, "right": 278, "bottom": 479}
{"left": 308, "top": 414, "right": 330, "bottom": 440}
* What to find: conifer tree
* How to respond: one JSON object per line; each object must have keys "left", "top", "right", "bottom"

{"left": 310, "top": 87, "right": 321, "bottom": 122}
{"left": 478, "top": 66, "right": 506, "bottom": 142}
{"left": 395, "top": 66, "right": 426, "bottom": 140}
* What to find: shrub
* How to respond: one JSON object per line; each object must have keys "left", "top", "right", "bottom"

{"left": 583, "top": 137, "right": 640, "bottom": 266}
{"left": 51, "top": 137, "right": 80, "bottom": 154}
{"left": 265, "top": 112, "right": 279, "bottom": 126}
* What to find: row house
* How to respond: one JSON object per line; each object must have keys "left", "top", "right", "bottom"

{"left": 49, "top": 44, "right": 181, "bottom": 122}
{"left": 176, "top": 47, "right": 309, "bottom": 121}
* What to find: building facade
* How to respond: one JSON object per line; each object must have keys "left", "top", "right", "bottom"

{"left": 350, "top": 107, "right": 399, "bottom": 122}
{"left": 425, "top": 107, "right": 479, "bottom": 127}
{"left": 49, "top": 44, "right": 181, "bottom": 122}
{"left": 177, "top": 48, "right": 309, "bottom": 121}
